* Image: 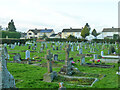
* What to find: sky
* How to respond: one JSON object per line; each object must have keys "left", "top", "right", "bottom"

{"left": 0, "top": 0, "right": 119, "bottom": 33}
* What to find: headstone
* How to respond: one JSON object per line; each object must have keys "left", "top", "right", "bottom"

{"left": 43, "top": 50, "right": 57, "bottom": 82}
{"left": 101, "top": 51, "right": 104, "bottom": 56}
{"left": 80, "top": 56, "right": 85, "bottom": 65}
{"left": 60, "top": 45, "right": 62, "bottom": 50}
{"left": 0, "top": 47, "right": 16, "bottom": 88}
{"left": 94, "top": 54, "right": 97, "bottom": 59}
{"left": 71, "top": 46, "right": 74, "bottom": 51}
{"left": 79, "top": 48, "right": 82, "bottom": 54}
{"left": 54, "top": 54, "right": 58, "bottom": 61}
{"left": 25, "top": 50, "right": 30, "bottom": 59}
{"left": 3, "top": 47, "right": 8, "bottom": 59}
{"left": 108, "top": 50, "right": 110, "bottom": 55}
{"left": 63, "top": 44, "right": 73, "bottom": 75}
{"left": 32, "top": 46, "right": 36, "bottom": 50}
{"left": 13, "top": 53, "right": 21, "bottom": 62}
{"left": 11, "top": 44, "right": 15, "bottom": 49}
{"left": 18, "top": 42, "right": 20, "bottom": 46}
{"left": 40, "top": 47, "right": 43, "bottom": 53}
{"left": 56, "top": 47, "right": 58, "bottom": 50}
{"left": 28, "top": 45, "right": 31, "bottom": 49}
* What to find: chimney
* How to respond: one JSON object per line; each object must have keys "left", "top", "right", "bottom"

{"left": 70, "top": 27, "right": 72, "bottom": 30}
{"left": 35, "top": 28, "right": 37, "bottom": 30}
{"left": 45, "top": 28, "right": 47, "bottom": 30}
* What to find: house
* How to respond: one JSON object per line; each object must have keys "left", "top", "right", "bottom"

{"left": 49, "top": 33, "right": 61, "bottom": 38}
{"left": 102, "top": 27, "right": 119, "bottom": 39}
{"left": 61, "top": 27, "right": 82, "bottom": 38}
{"left": 27, "top": 28, "right": 54, "bottom": 39}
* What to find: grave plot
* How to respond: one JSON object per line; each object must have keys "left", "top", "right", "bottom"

{"left": 53, "top": 75, "right": 98, "bottom": 87}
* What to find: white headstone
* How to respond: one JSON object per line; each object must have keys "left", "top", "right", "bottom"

{"left": 25, "top": 50, "right": 30, "bottom": 59}
{"left": 101, "top": 51, "right": 104, "bottom": 56}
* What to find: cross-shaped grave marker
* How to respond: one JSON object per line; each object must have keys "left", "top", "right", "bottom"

{"left": 46, "top": 50, "right": 53, "bottom": 73}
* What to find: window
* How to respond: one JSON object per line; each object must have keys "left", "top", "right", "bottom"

{"left": 30, "top": 37, "right": 33, "bottom": 39}
{"left": 29, "top": 33, "right": 32, "bottom": 35}
{"left": 35, "top": 33, "right": 37, "bottom": 35}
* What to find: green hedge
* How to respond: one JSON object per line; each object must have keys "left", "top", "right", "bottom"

{"left": 45, "top": 38, "right": 88, "bottom": 42}
{"left": 92, "top": 39, "right": 119, "bottom": 43}
{"left": 0, "top": 31, "right": 21, "bottom": 38}
{"left": 1, "top": 39, "right": 33, "bottom": 44}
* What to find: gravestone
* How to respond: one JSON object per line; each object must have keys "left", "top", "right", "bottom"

{"left": 101, "top": 51, "right": 104, "bottom": 56}
{"left": 79, "top": 48, "right": 82, "bottom": 54}
{"left": 13, "top": 53, "right": 21, "bottom": 62}
{"left": 56, "top": 47, "right": 58, "bottom": 50}
{"left": 108, "top": 50, "right": 110, "bottom": 55}
{"left": 28, "top": 45, "right": 31, "bottom": 49}
{"left": 43, "top": 50, "right": 57, "bottom": 82}
{"left": 54, "top": 54, "right": 58, "bottom": 61}
{"left": 18, "top": 42, "right": 20, "bottom": 46}
{"left": 60, "top": 45, "right": 62, "bottom": 50}
{"left": 77, "top": 45, "right": 79, "bottom": 51}
{"left": 71, "top": 46, "right": 74, "bottom": 51}
{"left": 94, "top": 54, "right": 97, "bottom": 59}
{"left": 4, "top": 43, "right": 7, "bottom": 47}
{"left": 40, "top": 47, "right": 43, "bottom": 53}
{"left": 11, "top": 44, "right": 15, "bottom": 49}
{"left": 32, "top": 46, "right": 36, "bottom": 50}
{"left": 80, "top": 56, "right": 85, "bottom": 65}
{"left": 0, "top": 47, "right": 16, "bottom": 88}
{"left": 61, "top": 44, "right": 73, "bottom": 75}
{"left": 3, "top": 47, "right": 8, "bottom": 60}
{"left": 25, "top": 50, "right": 30, "bottom": 59}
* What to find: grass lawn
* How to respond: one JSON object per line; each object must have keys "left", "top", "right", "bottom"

{"left": 6, "top": 42, "right": 119, "bottom": 88}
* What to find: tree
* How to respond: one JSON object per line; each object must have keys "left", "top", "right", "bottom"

{"left": 91, "top": 29, "right": 100, "bottom": 39}
{"left": 8, "top": 19, "right": 16, "bottom": 32}
{"left": 67, "top": 35, "right": 77, "bottom": 42}
{"left": 42, "top": 33, "right": 48, "bottom": 39}
{"left": 0, "top": 26, "right": 3, "bottom": 30}
{"left": 113, "top": 34, "right": 119, "bottom": 40}
{"left": 81, "top": 23, "right": 90, "bottom": 39}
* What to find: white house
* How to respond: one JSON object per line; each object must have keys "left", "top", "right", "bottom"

{"left": 27, "top": 28, "right": 54, "bottom": 39}
{"left": 102, "top": 27, "right": 119, "bottom": 39}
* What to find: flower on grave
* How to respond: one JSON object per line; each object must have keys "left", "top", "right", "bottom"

{"left": 97, "top": 59, "right": 100, "bottom": 62}
{"left": 102, "top": 57, "right": 104, "bottom": 58}
{"left": 72, "top": 61, "right": 75, "bottom": 64}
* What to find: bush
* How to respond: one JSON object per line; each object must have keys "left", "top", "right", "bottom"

{"left": 0, "top": 31, "right": 21, "bottom": 38}
{"left": 1, "top": 39, "right": 33, "bottom": 44}
{"left": 109, "top": 46, "right": 115, "bottom": 54}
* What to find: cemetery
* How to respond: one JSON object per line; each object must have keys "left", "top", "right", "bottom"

{"left": 0, "top": 40, "right": 119, "bottom": 88}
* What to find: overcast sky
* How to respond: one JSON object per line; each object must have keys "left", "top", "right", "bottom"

{"left": 0, "top": 0, "right": 119, "bottom": 33}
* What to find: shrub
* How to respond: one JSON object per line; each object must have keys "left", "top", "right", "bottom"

{"left": 109, "top": 46, "right": 115, "bottom": 54}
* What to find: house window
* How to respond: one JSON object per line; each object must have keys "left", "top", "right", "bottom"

{"left": 29, "top": 33, "right": 32, "bottom": 35}
{"left": 30, "top": 37, "right": 33, "bottom": 39}
{"left": 35, "top": 33, "right": 37, "bottom": 35}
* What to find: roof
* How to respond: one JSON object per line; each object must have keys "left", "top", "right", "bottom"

{"left": 102, "top": 28, "right": 120, "bottom": 32}
{"left": 28, "top": 29, "right": 53, "bottom": 33}
{"left": 62, "top": 28, "right": 82, "bottom": 32}
{"left": 40, "top": 29, "right": 53, "bottom": 33}
{"left": 50, "top": 34, "right": 57, "bottom": 37}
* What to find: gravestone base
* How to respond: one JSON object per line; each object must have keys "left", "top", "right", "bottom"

{"left": 43, "top": 71, "right": 57, "bottom": 82}
{"left": 60, "top": 65, "right": 73, "bottom": 75}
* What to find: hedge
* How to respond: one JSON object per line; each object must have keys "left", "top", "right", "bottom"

{"left": 1, "top": 39, "right": 33, "bottom": 44}
{"left": 0, "top": 31, "right": 21, "bottom": 38}
{"left": 92, "top": 39, "right": 120, "bottom": 43}
{"left": 45, "top": 38, "right": 88, "bottom": 42}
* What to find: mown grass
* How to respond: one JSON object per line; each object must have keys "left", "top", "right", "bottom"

{"left": 6, "top": 42, "right": 119, "bottom": 88}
